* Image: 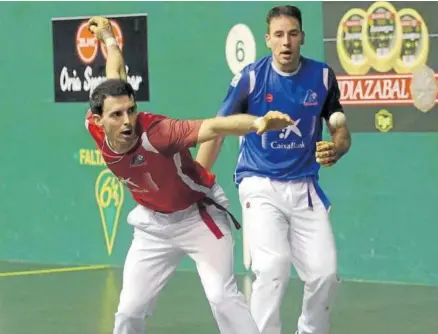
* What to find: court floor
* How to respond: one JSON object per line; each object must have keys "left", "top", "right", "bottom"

{"left": 0, "top": 262, "right": 437, "bottom": 334}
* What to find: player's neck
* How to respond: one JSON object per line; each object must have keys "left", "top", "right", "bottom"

{"left": 106, "top": 136, "right": 138, "bottom": 154}
{"left": 272, "top": 57, "right": 301, "bottom": 75}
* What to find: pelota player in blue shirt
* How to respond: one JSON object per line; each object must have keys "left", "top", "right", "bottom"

{"left": 197, "top": 5, "right": 351, "bottom": 334}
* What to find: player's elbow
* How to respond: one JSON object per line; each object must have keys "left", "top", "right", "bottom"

{"left": 197, "top": 119, "right": 228, "bottom": 143}
{"left": 213, "top": 134, "right": 225, "bottom": 145}
{"left": 197, "top": 135, "right": 225, "bottom": 155}
{"left": 196, "top": 133, "right": 225, "bottom": 170}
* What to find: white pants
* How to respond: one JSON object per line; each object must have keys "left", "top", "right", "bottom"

{"left": 113, "top": 183, "right": 260, "bottom": 334}
{"left": 238, "top": 176, "right": 338, "bottom": 334}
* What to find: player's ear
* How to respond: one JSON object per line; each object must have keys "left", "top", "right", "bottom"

{"left": 265, "top": 33, "right": 272, "bottom": 49}
{"left": 93, "top": 114, "right": 103, "bottom": 127}
{"left": 301, "top": 31, "right": 305, "bottom": 46}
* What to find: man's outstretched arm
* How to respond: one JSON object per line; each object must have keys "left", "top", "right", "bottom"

{"left": 147, "top": 112, "right": 293, "bottom": 157}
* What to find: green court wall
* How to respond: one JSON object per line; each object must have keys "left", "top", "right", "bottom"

{"left": 0, "top": 1, "right": 437, "bottom": 287}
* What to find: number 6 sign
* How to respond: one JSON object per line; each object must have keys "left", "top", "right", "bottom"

{"left": 225, "top": 24, "right": 257, "bottom": 75}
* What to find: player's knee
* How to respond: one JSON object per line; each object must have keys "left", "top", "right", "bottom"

{"left": 306, "top": 270, "right": 339, "bottom": 301}
{"left": 117, "top": 294, "right": 156, "bottom": 319}
{"left": 252, "top": 254, "right": 291, "bottom": 284}
{"left": 203, "top": 275, "right": 244, "bottom": 306}
{"left": 318, "top": 271, "right": 338, "bottom": 286}
{"left": 204, "top": 284, "right": 237, "bottom": 305}
{"left": 311, "top": 258, "right": 338, "bottom": 284}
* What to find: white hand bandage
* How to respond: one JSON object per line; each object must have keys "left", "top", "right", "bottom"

{"left": 105, "top": 37, "right": 117, "bottom": 47}
{"left": 253, "top": 117, "right": 263, "bottom": 129}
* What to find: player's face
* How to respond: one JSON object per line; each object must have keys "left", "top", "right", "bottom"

{"left": 94, "top": 95, "right": 138, "bottom": 150}
{"left": 265, "top": 15, "right": 304, "bottom": 72}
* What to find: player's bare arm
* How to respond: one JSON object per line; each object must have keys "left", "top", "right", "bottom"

{"left": 196, "top": 136, "right": 225, "bottom": 171}
{"left": 87, "top": 16, "right": 127, "bottom": 81}
{"left": 315, "top": 112, "right": 351, "bottom": 167}
{"left": 329, "top": 116, "right": 351, "bottom": 158}
{"left": 197, "top": 111, "right": 293, "bottom": 144}
{"left": 196, "top": 114, "right": 255, "bottom": 170}
{"left": 196, "top": 111, "right": 293, "bottom": 170}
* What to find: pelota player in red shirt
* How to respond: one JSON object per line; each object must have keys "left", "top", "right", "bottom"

{"left": 86, "top": 17, "right": 293, "bottom": 334}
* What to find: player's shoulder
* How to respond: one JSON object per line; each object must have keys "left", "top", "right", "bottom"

{"left": 234, "top": 56, "right": 271, "bottom": 76}
{"left": 245, "top": 55, "right": 272, "bottom": 74}
{"left": 229, "top": 56, "right": 272, "bottom": 87}
{"left": 137, "top": 111, "right": 166, "bottom": 122}
{"left": 136, "top": 111, "right": 168, "bottom": 131}
{"left": 301, "top": 57, "right": 334, "bottom": 73}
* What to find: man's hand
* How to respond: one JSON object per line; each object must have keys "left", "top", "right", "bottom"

{"left": 255, "top": 111, "right": 293, "bottom": 135}
{"left": 315, "top": 141, "right": 338, "bottom": 167}
{"left": 87, "top": 16, "right": 114, "bottom": 42}
{"left": 87, "top": 16, "right": 127, "bottom": 81}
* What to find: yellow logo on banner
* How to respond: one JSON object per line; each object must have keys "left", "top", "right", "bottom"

{"left": 375, "top": 109, "right": 393, "bottom": 132}
{"left": 95, "top": 169, "right": 124, "bottom": 255}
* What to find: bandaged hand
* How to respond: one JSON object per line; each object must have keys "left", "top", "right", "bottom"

{"left": 255, "top": 111, "right": 293, "bottom": 135}
{"left": 315, "top": 141, "right": 338, "bottom": 167}
{"left": 87, "top": 16, "right": 114, "bottom": 43}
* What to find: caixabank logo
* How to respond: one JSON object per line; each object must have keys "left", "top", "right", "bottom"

{"left": 52, "top": 14, "right": 150, "bottom": 103}
{"left": 323, "top": 1, "right": 438, "bottom": 132}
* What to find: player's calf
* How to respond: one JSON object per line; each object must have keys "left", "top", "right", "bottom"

{"left": 250, "top": 253, "right": 291, "bottom": 333}
{"left": 297, "top": 272, "right": 338, "bottom": 334}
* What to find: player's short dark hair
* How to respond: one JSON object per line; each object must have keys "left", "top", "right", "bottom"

{"left": 266, "top": 5, "right": 302, "bottom": 32}
{"left": 90, "top": 79, "right": 135, "bottom": 115}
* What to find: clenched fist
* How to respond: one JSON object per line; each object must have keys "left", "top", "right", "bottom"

{"left": 255, "top": 111, "right": 293, "bottom": 135}
{"left": 87, "top": 16, "right": 114, "bottom": 42}
{"left": 315, "top": 141, "right": 338, "bottom": 167}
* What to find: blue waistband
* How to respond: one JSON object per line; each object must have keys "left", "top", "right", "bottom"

{"left": 307, "top": 177, "right": 331, "bottom": 211}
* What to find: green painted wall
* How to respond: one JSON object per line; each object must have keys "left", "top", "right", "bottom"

{"left": 321, "top": 133, "right": 438, "bottom": 286}
{"left": 0, "top": 1, "right": 323, "bottom": 267}
{"left": 1, "top": 1, "right": 436, "bottom": 287}
{"left": 320, "top": 1, "right": 438, "bottom": 286}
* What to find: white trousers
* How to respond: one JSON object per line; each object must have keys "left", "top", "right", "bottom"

{"left": 238, "top": 176, "right": 338, "bottom": 334}
{"left": 113, "top": 183, "right": 260, "bottom": 334}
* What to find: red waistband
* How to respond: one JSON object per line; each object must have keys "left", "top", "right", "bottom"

{"left": 197, "top": 198, "right": 241, "bottom": 239}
